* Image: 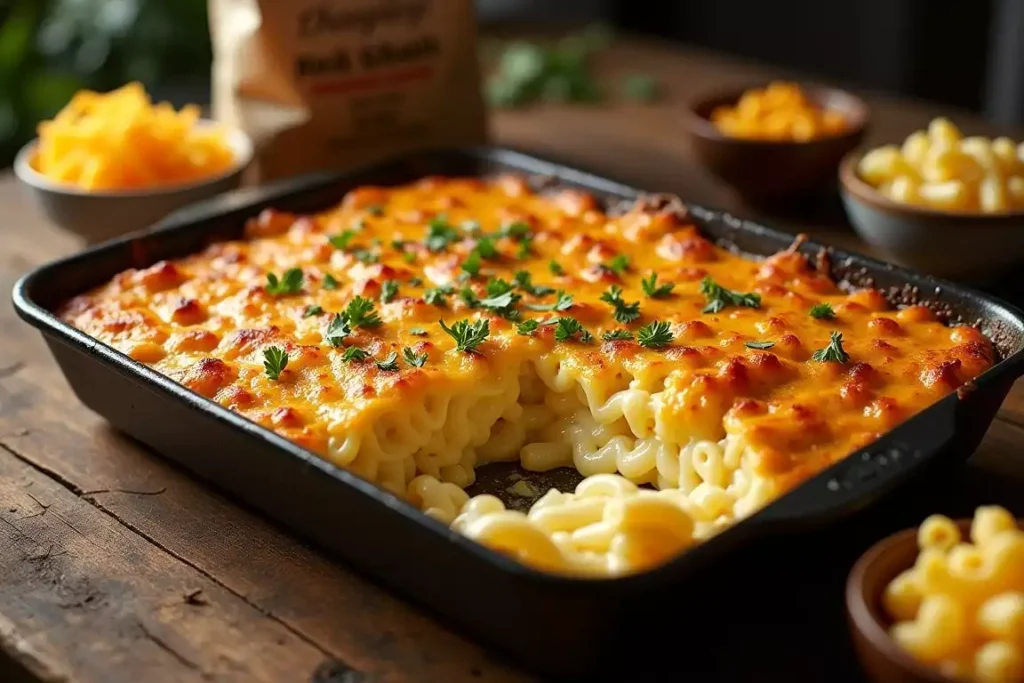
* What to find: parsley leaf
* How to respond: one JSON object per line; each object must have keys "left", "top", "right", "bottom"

{"left": 324, "top": 314, "right": 352, "bottom": 347}
{"left": 459, "top": 286, "right": 480, "bottom": 308}
{"left": 410, "top": 328, "right": 428, "bottom": 336}
{"left": 440, "top": 318, "right": 490, "bottom": 352}
{"left": 424, "top": 286, "right": 451, "bottom": 307}
{"left": 263, "top": 346, "right": 288, "bottom": 380}
{"left": 809, "top": 303, "right": 836, "bottom": 320}
{"left": 641, "top": 272, "right": 675, "bottom": 299}
{"left": 515, "top": 236, "right": 533, "bottom": 259}
{"left": 517, "top": 319, "right": 539, "bottom": 335}
{"left": 403, "top": 251, "right": 416, "bottom": 264}
{"left": 343, "top": 296, "right": 382, "bottom": 328}
{"left": 606, "top": 254, "right": 630, "bottom": 275}
{"left": 402, "top": 346, "right": 429, "bottom": 367}
{"left": 637, "top": 320, "right": 674, "bottom": 348}
{"left": 514, "top": 270, "right": 554, "bottom": 297}
{"left": 266, "top": 268, "right": 304, "bottom": 296}
{"left": 526, "top": 290, "right": 573, "bottom": 312}
{"left": 553, "top": 317, "right": 590, "bottom": 342}
{"left": 322, "top": 273, "right": 339, "bottom": 290}
{"left": 475, "top": 236, "right": 499, "bottom": 259}
{"left": 462, "top": 249, "right": 482, "bottom": 278}
{"left": 329, "top": 230, "right": 358, "bottom": 250}
{"left": 549, "top": 260, "right": 564, "bottom": 276}
{"left": 408, "top": 277, "right": 423, "bottom": 287}
{"left": 353, "top": 249, "right": 379, "bottom": 264}
{"left": 499, "top": 221, "right": 532, "bottom": 240}
{"left": 375, "top": 351, "right": 399, "bottom": 371}
{"left": 599, "top": 285, "right": 641, "bottom": 324}
{"left": 479, "top": 291, "right": 521, "bottom": 319}
{"left": 700, "top": 276, "right": 761, "bottom": 314}
{"left": 745, "top": 340, "right": 776, "bottom": 350}
{"left": 342, "top": 346, "right": 369, "bottom": 362}
{"left": 380, "top": 280, "right": 399, "bottom": 304}
{"left": 602, "top": 329, "right": 634, "bottom": 341}
{"left": 486, "top": 278, "right": 516, "bottom": 297}
{"left": 811, "top": 331, "right": 850, "bottom": 363}
{"left": 425, "top": 216, "right": 461, "bottom": 252}
{"left": 303, "top": 304, "right": 324, "bottom": 318}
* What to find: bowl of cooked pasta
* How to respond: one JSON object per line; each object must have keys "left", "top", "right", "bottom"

{"left": 846, "top": 506, "right": 1024, "bottom": 683}
{"left": 683, "top": 81, "right": 869, "bottom": 203}
{"left": 840, "top": 118, "right": 1024, "bottom": 280}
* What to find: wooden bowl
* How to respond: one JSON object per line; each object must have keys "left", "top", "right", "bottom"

{"left": 839, "top": 151, "right": 1024, "bottom": 281}
{"left": 682, "top": 83, "right": 869, "bottom": 203}
{"left": 14, "top": 120, "right": 253, "bottom": 245}
{"left": 846, "top": 519, "right": 1024, "bottom": 683}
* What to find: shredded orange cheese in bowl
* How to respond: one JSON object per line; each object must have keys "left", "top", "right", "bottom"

{"left": 31, "top": 82, "right": 237, "bottom": 192}
{"left": 711, "top": 81, "right": 851, "bottom": 142}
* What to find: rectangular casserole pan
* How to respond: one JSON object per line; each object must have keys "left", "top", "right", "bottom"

{"left": 13, "top": 147, "right": 1024, "bottom": 681}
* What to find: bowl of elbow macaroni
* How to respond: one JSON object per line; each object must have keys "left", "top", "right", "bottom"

{"left": 840, "top": 118, "right": 1024, "bottom": 280}
{"left": 846, "top": 506, "right": 1024, "bottom": 683}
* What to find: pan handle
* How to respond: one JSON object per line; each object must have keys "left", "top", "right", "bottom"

{"left": 749, "top": 397, "right": 959, "bottom": 530}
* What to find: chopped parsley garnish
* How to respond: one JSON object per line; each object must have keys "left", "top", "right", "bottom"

{"left": 365, "top": 204, "right": 385, "bottom": 216}
{"left": 266, "top": 268, "right": 304, "bottom": 296}
{"left": 322, "top": 273, "right": 339, "bottom": 290}
{"left": 479, "top": 290, "right": 521, "bottom": 319}
{"left": 410, "top": 328, "right": 428, "bottom": 336}
{"left": 461, "top": 220, "right": 483, "bottom": 236}
{"left": 605, "top": 254, "right": 630, "bottom": 275}
{"left": 499, "top": 221, "right": 532, "bottom": 240}
{"left": 809, "top": 303, "right": 836, "bottom": 320}
{"left": 599, "top": 285, "right": 641, "bottom": 324}
{"left": 303, "top": 304, "right": 324, "bottom": 318}
{"left": 459, "top": 286, "right": 480, "bottom": 308}
{"left": 324, "top": 314, "right": 352, "bottom": 347}
{"left": 328, "top": 230, "right": 358, "bottom": 250}
{"left": 402, "top": 347, "right": 429, "bottom": 367}
{"left": 745, "top": 340, "right": 776, "bottom": 350}
{"left": 440, "top": 318, "right": 490, "bottom": 352}
{"left": 641, "top": 272, "right": 675, "bottom": 299}
{"left": 475, "top": 236, "right": 499, "bottom": 260}
{"left": 602, "top": 329, "right": 634, "bottom": 341}
{"left": 380, "top": 280, "right": 399, "bottom": 304}
{"left": 375, "top": 352, "right": 399, "bottom": 371}
{"left": 637, "top": 320, "right": 674, "bottom": 348}
{"left": 486, "top": 278, "right": 516, "bottom": 297}
{"left": 515, "top": 236, "right": 533, "bottom": 260}
{"left": 391, "top": 239, "right": 406, "bottom": 251}
{"left": 526, "top": 290, "right": 573, "bottom": 312}
{"left": 424, "top": 286, "right": 452, "bottom": 307}
{"left": 549, "top": 260, "right": 565, "bottom": 276}
{"left": 408, "top": 277, "right": 423, "bottom": 287}
{"left": 342, "top": 346, "right": 369, "bottom": 362}
{"left": 811, "top": 331, "right": 850, "bottom": 363}
{"left": 553, "top": 317, "right": 591, "bottom": 343}
{"left": 425, "top": 216, "right": 461, "bottom": 252}
{"left": 263, "top": 346, "right": 288, "bottom": 380}
{"left": 517, "top": 319, "right": 540, "bottom": 335}
{"left": 461, "top": 249, "right": 482, "bottom": 277}
{"left": 342, "top": 296, "right": 382, "bottom": 328}
{"left": 514, "top": 270, "right": 554, "bottom": 297}
{"left": 403, "top": 251, "right": 416, "bottom": 264}
{"left": 699, "top": 276, "right": 761, "bottom": 314}
{"left": 353, "top": 249, "right": 379, "bottom": 264}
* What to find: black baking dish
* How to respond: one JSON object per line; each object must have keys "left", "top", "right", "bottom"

{"left": 13, "top": 147, "right": 1024, "bottom": 681}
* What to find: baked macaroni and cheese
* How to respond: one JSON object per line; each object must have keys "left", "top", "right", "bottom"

{"left": 59, "top": 176, "right": 995, "bottom": 577}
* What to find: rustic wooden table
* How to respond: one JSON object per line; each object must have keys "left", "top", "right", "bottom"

{"left": 3, "top": 37, "right": 1024, "bottom": 683}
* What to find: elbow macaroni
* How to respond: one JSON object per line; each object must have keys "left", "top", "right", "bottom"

{"left": 883, "top": 506, "right": 1024, "bottom": 682}
{"left": 858, "top": 117, "right": 1024, "bottom": 213}
{"left": 59, "top": 176, "right": 995, "bottom": 577}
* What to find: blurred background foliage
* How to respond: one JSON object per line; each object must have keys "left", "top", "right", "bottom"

{"left": 0, "top": 0, "right": 211, "bottom": 168}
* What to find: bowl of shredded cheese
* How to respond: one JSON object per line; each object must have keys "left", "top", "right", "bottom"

{"left": 15, "top": 82, "right": 252, "bottom": 244}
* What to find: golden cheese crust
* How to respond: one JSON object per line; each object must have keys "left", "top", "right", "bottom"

{"left": 59, "top": 175, "right": 994, "bottom": 571}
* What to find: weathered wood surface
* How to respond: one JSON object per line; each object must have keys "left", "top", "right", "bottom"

{"left": 1, "top": 35, "right": 1024, "bottom": 683}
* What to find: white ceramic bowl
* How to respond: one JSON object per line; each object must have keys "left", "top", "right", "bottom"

{"left": 839, "top": 150, "right": 1024, "bottom": 281}
{"left": 14, "top": 120, "right": 253, "bottom": 245}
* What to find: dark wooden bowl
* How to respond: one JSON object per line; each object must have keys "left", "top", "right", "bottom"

{"left": 683, "top": 83, "right": 869, "bottom": 203}
{"left": 846, "top": 519, "right": 1024, "bottom": 682}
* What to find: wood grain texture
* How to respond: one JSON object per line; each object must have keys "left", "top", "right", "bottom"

{"left": 1, "top": 33, "right": 1024, "bottom": 683}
